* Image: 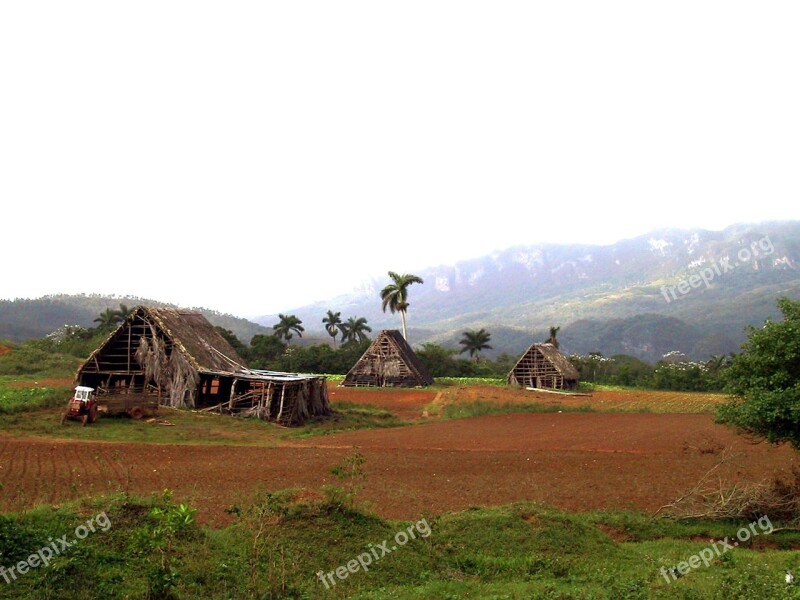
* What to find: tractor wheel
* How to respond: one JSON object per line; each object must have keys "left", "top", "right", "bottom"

{"left": 129, "top": 406, "right": 144, "bottom": 420}
{"left": 87, "top": 404, "right": 99, "bottom": 424}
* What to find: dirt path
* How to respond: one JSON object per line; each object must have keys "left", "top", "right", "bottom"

{"left": 0, "top": 413, "right": 793, "bottom": 526}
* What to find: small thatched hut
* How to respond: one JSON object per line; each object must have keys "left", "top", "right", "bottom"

{"left": 507, "top": 343, "right": 579, "bottom": 390}
{"left": 77, "top": 306, "right": 329, "bottom": 426}
{"left": 342, "top": 330, "right": 433, "bottom": 387}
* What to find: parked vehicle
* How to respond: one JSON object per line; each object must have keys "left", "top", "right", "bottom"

{"left": 61, "top": 386, "right": 99, "bottom": 426}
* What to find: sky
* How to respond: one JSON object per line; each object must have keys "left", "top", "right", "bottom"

{"left": 2, "top": 1, "right": 799, "bottom": 317}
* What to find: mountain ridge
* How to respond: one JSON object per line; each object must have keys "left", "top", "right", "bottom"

{"left": 2, "top": 221, "right": 798, "bottom": 363}
{"left": 255, "top": 220, "right": 800, "bottom": 360}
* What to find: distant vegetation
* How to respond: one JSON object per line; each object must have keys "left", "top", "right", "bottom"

{"left": 0, "top": 294, "right": 269, "bottom": 343}
{"left": 0, "top": 300, "right": 737, "bottom": 392}
{"left": 568, "top": 351, "right": 729, "bottom": 392}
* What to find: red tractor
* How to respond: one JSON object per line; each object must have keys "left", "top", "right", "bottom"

{"left": 61, "top": 386, "right": 99, "bottom": 426}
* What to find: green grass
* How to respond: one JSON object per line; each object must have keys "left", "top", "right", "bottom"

{"left": 441, "top": 400, "right": 594, "bottom": 420}
{"left": 2, "top": 492, "right": 800, "bottom": 599}
{"left": 0, "top": 346, "right": 81, "bottom": 378}
{"left": 287, "top": 401, "right": 410, "bottom": 439}
{"left": 0, "top": 381, "right": 71, "bottom": 414}
{"left": 0, "top": 405, "right": 290, "bottom": 446}
{"left": 0, "top": 399, "right": 410, "bottom": 446}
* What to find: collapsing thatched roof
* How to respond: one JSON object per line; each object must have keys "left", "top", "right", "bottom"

{"left": 507, "top": 342, "right": 579, "bottom": 390}
{"left": 82, "top": 306, "right": 246, "bottom": 376}
{"left": 342, "top": 330, "right": 433, "bottom": 387}
{"left": 140, "top": 307, "right": 246, "bottom": 373}
{"left": 77, "top": 306, "right": 330, "bottom": 423}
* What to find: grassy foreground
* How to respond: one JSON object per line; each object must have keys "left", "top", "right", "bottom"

{"left": 1, "top": 491, "right": 800, "bottom": 599}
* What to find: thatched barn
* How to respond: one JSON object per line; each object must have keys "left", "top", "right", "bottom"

{"left": 342, "top": 329, "right": 433, "bottom": 387}
{"left": 507, "top": 343, "right": 579, "bottom": 390}
{"left": 77, "top": 306, "right": 330, "bottom": 426}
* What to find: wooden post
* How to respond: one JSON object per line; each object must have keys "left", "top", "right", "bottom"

{"left": 276, "top": 385, "right": 286, "bottom": 423}
{"left": 229, "top": 378, "right": 238, "bottom": 411}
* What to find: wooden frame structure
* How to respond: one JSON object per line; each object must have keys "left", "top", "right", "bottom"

{"left": 77, "top": 306, "right": 330, "bottom": 426}
{"left": 342, "top": 330, "right": 433, "bottom": 388}
{"left": 507, "top": 343, "right": 579, "bottom": 390}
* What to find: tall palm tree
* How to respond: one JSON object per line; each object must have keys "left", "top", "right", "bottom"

{"left": 379, "top": 271, "right": 424, "bottom": 341}
{"left": 272, "top": 314, "right": 304, "bottom": 342}
{"left": 339, "top": 317, "right": 372, "bottom": 345}
{"left": 322, "top": 310, "right": 342, "bottom": 349}
{"left": 459, "top": 328, "right": 493, "bottom": 361}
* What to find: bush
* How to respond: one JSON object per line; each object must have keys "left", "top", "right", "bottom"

{"left": 718, "top": 297, "right": 800, "bottom": 448}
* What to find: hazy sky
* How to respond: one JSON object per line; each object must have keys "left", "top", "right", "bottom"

{"left": 2, "top": 2, "right": 798, "bottom": 317}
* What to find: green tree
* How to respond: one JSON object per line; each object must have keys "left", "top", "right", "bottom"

{"left": 379, "top": 271, "right": 424, "bottom": 341}
{"left": 93, "top": 308, "right": 120, "bottom": 331}
{"left": 416, "top": 343, "right": 460, "bottom": 377}
{"left": 717, "top": 298, "right": 800, "bottom": 448}
{"left": 272, "top": 314, "right": 304, "bottom": 342}
{"left": 116, "top": 303, "right": 131, "bottom": 321}
{"left": 248, "top": 334, "right": 287, "bottom": 369}
{"left": 339, "top": 317, "right": 372, "bottom": 346}
{"left": 458, "top": 328, "right": 493, "bottom": 361}
{"left": 322, "top": 310, "right": 342, "bottom": 349}
{"left": 214, "top": 326, "right": 248, "bottom": 359}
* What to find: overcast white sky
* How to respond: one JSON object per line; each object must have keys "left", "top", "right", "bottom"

{"left": 1, "top": 2, "right": 798, "bottom": 317}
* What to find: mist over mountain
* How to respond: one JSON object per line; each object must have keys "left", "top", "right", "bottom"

{"left": 256, "top": 221, "right": 800, "bottom": 361}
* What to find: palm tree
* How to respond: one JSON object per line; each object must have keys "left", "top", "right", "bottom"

{"left": 322, "top": 310, "right": 342, "bottom": 349}
{"left": 379, "top": 271, "right": 424, "bottom": 341}
{"left": 272, "top": 314, "right": 304, "bottom": 342}
{"left": 93, "top": 308, "right": 119, "bottom": 330}
{"left": 115, "top": 303, "right": 131, "bottom": 322}
{"left": 459, "top": 328, "right": 493, "bottom": 361}
{"left": 546, "top": 326, "right": 561, "bottom": 349}
{"left": 706, "top": 354, "right": 729, "bottom": 374}
{"left": 339, "top": 317, "right": 372, "bottom": 345}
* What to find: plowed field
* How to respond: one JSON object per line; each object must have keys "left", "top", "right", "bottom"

{"left": 1, "top": 412, "right": 794, "bottom": 526}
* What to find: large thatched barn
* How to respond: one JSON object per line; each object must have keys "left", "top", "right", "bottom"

{"left": 342, "top": 329, "right": 433, "bottom": 387}
{"left": 76, "top": 306, "right": 330, "bottom": 426}
{"left": 507, "top": 343, "right": 579, "bottom": 390}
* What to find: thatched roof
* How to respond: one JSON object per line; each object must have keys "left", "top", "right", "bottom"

{"left": 342, "top": 329, "right": 434, "bottom": 387}
{"left": 83, "top": 306, "right": 247, "bottom": 375}
{"left": 511, "top": 343, "right": 580, "bottom": 380}
{"left": 382, "top": 330, "right": 433, "bottom": 384}
{"left": 141, "top": 307, "right": 246, "bottom": 373}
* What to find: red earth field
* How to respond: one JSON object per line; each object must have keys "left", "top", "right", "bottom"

{"left": 0, "top": 384, "right": 794, "bottom": 526}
